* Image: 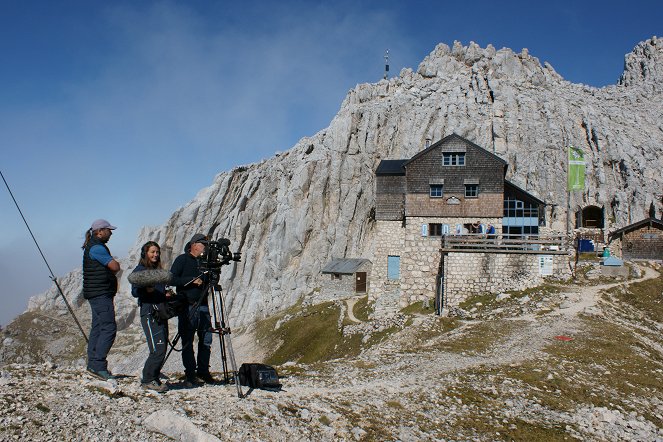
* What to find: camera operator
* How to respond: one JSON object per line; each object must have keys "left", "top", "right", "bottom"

{"left": 169, "top": 233, "right": 216, "bottom": 387}
{"left": 130, "top": 241, "right": 172, "bottom": 393}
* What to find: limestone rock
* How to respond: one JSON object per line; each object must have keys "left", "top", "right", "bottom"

{"left": 12, "top": 37, "right": 663, "bottom": 349}
{"left": 143, "top": 410, "right": 222, "bottom": 442}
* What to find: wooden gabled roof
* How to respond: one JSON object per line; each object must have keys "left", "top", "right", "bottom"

{"left": 608, "top": 217, "right": 663, "bottom": 241}
{"left": 403, "top": 133, "right": 508, "bottom": 170}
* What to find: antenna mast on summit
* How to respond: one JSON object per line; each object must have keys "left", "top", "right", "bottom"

{"left": 384, "top": 49, "right": 390, "bottom": 80}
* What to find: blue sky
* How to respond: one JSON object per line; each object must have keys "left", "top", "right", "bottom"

{"left": 1, "top": 0, "right": 661, "bottom": 326}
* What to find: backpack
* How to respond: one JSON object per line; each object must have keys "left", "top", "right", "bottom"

{"left": 238, "top": 363, "right": 281, "bottom": 390}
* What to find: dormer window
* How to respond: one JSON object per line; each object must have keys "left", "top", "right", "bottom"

{"left": 443, "top": 153, "right": 465, "bottom": 166}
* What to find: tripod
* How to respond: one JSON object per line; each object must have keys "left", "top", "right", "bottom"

{"left": 208, "top": 274, "right": 244, "bottom": 398}
{"left": 161, "top": 271, "right": 244, "bottom": 398}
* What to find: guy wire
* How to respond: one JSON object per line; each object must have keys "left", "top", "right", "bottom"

{"left": 1, "top": 170, "right": 89, "bottom": 342}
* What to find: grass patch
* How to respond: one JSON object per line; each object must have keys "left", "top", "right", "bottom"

{"left": 498, "top": 317, "right": 663, "bottom": 424}
{"left": 416, "top": 384, "right": 573, "bottom": 441}
{"left": 352, "top": 296, "right": 372, "bottom": 322}
{"left": 504, "top": 284, "right": 562, "bottom": 299}
{"left": 400, "top": 300, "right": 435, "bottom": 315}
{"left": 435, "top": 320, "right": 522, "bottom": 355}
{"left": 545, "top": 319, "right": 663, "bottom": 392}
{"left": 2, "top": 311, "right": 88, "bottom": 365}
{"left": 256, "top": 301, "right": 366, "bottom": 365}
{"left": 577, "top": 252, "right": 602, "bottom": 262}
{"left": 406, "top": 317, "right": 460, "bottom": 350}
{"left": 608, "top": 267, "right": 663, "bottom": 322}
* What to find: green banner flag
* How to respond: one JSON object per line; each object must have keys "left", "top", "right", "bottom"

{"left": 568, "top": 145, "right": 585, "bottom": 191}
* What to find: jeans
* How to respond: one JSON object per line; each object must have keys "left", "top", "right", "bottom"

{"left": 87, "top": 294, "right": 117, "bottom": 372}
{"left": 178, "top": 304, "right": 212, "bottom": 377}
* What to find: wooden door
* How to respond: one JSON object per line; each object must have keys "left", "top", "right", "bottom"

{"left": 355, "top": 272, "right": 367, "bottom": 293}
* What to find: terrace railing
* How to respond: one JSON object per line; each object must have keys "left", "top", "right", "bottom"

{"left": 440, "top": 233, "right": 567, "bottom": 254}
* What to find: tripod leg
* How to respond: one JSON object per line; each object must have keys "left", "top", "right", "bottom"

{"left": 210, "top": 285, "right": 229, "bottom": 382}
{"left": 222, "top": 330, "right": 244, "bottom": 398}
{"left": 159, "top": 331, "right": 181, "bottom": 374}
{"left": 211, "top": 285, "right": 244, "bottom": 398}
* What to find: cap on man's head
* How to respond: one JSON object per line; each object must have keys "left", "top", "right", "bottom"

{"left": 190, "top": 233, "right": 207, "bottom": 244}
{"left": 90, "top": 219, "right": 117, "bottom": 231}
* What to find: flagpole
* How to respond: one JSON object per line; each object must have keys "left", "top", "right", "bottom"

{"left": 566, "top": 145, "right": 570, "bottom": 235}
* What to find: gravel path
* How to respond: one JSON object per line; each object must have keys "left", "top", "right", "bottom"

{"left": 1, "top": 264, "right": 662, "bottom": 441}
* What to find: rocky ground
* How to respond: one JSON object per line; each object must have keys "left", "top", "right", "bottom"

{"left": 1, "top": 262, "right": 662, "bottom": 441}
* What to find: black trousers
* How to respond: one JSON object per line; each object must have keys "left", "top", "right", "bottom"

{"left": 140, "top": 305, "right": 169, "bottom": 383}
{"left": 178, "top": 304, "right": 212, "bottom": 378}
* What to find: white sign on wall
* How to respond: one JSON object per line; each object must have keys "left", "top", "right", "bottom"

{"left": 539, "top": 255, "right": 553, "bottom": 276}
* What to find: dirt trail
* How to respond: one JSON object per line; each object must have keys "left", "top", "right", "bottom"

{"left": 559, "top": 264, "right": 658, "bottom": 317}
{"left": 345, "top": 297, "right": 362, "bottom": 323}
{"left": 355, "top": 264, "right": 660, "bottom": 384}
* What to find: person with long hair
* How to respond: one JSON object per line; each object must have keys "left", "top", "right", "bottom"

{"left": 82, "top": 219, "right": 120, "bottom": 381}
{"left": 130, "top": 241, "right": 171, "bottom": 393}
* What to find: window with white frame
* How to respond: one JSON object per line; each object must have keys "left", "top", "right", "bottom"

{"left": 443, "top": 153, "right": 465, "bottom": 166}
{"left": 465, "top": 184, "right": 479, "bottom": 197}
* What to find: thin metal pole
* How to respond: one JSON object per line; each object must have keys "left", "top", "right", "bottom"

{"left": 1, "top": 170, "right": 88, "bottom": 342}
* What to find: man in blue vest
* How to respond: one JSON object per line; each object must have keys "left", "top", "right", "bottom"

{"left": 82, "top": 219, "right": 121, "bottom": 380}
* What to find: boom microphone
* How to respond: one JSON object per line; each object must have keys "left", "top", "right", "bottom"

{"left": 128, "top": 269, "right": 173, "bottom": 287}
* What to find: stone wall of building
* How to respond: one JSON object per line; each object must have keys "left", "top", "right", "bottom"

{"left": 372, "top": 218, "right": 570, "bottom": 315}
{"left": 443, "top": 252, "right": 570, "bottom": 307}
{"left": 317, "top": 273, "right": 355, "bottom": 302}
{"left": 371, "top": 220, "right": 406, "bottom": 304}
{"left": 316, "top": 262, "right": 372, "bottom": 303}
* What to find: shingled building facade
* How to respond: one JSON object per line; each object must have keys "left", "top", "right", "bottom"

{"left": 371, "top": 134, "right": 567, "bottom": 315}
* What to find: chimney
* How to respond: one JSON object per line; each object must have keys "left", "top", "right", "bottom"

{"left": 424, "top": 138, "right": 431, "bottom": 149}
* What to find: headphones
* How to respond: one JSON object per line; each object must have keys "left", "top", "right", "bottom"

{"left": 141, "top": 241, "right": 160, "bottom": 259}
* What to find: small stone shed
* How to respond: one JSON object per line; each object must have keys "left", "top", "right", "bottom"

{"left": 318, "top": 258, "right": 372, "bottom": 301}
{"left": 608, "top": 217, "right": 663, "bottom": 260}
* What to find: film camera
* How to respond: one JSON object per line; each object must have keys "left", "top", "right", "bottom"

{"left": 199, "top": 238, "right": 241, "bottom": 270}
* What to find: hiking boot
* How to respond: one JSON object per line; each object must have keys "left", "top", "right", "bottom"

{"left": 182, "top": 375, "right": 202, "bottom": 388}
{"left": 87, "top": 367, "right": 116, "bottom": 381}
{"left": 182, "top": 379, "right": 198, "bottom": 389}
{"left": 196, "top": 372, "right": 218, "bottom": 384}
{"left": 141, "top": 380, "right": 169, "bottom": 393}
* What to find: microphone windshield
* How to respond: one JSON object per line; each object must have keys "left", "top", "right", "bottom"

{"left": 128, "top": 269, "right": 173, "bottom": 287}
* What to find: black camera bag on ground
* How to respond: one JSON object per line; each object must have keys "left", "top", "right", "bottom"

{"left": 151, "top": 297, "right": 188, "bottom": 323}
{"left": 238, "top": 363, "right": 281, "bottom": 390}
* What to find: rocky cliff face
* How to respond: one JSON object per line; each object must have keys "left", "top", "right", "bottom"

{"left": 22, "top": 37, "right": 663, "bottom": 334}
